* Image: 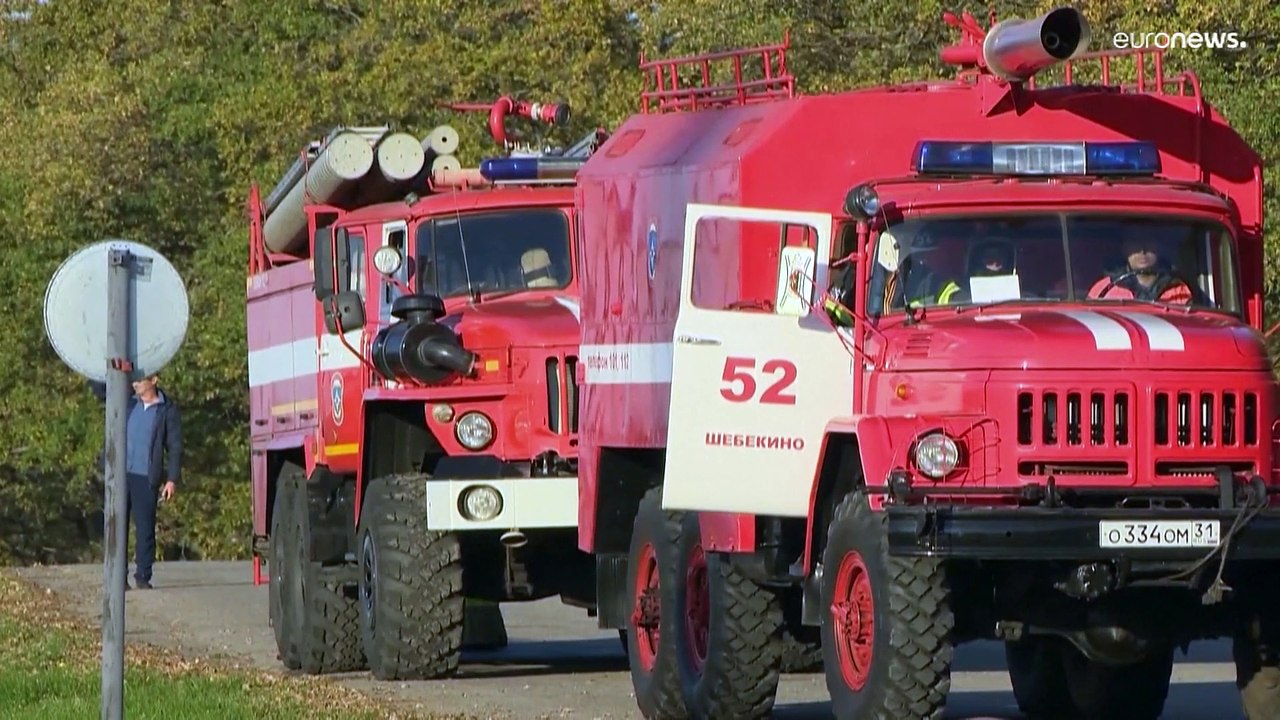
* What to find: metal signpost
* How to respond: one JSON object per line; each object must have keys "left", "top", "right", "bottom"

{"left": 43, "top": 240, "right": 189, "bottom": 720}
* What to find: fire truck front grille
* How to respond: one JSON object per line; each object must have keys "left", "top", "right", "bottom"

{"left": 1151, "top": 390, "right": 1258, "bottom": 448}
{"left": 1017, "top": 389, "right": 1131, "bottom": 447}
{"left": 545, "top": 355, "right": 579, "bottom": 435}
{"left": 1016, "top": 388, "right": 1260, "bottom": 450}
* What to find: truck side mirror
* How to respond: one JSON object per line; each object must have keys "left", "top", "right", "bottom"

{"left": 323, "top": 290, "right": 365, "bottom": 334}
{"left": 313, "top": 226, "right": 335, "bottom": 301}
{"left": 774, "top": 245, "right": 817, "bottom": 317}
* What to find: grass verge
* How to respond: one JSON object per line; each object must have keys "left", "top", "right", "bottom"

{"left": 0, "top": 572, "right": 433, "bottom": 719}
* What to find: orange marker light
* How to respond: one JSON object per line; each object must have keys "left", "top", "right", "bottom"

{"left": 895, "top": 383, "right": 909, "bottom": 399}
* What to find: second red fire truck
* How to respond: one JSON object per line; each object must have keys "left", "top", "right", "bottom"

{"left": 246, "top": 101, "right": 606, "bottom": 679}
{"left": 573, "top": 7, "right": 1279, "bottom": 720}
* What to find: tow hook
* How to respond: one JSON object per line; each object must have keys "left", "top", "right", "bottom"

{"left": 1055, "top": 562, "right": 1117, "bottom": 601}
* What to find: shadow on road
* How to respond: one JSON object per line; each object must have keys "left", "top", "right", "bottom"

{"left": 460, "top": 637, "right": 630, "bottom": 676}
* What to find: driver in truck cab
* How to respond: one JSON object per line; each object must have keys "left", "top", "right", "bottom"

{"left": 1087, "top": 233, "right": 1196, "bottom": 304}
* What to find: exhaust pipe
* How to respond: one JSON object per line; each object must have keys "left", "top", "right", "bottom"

{"left": 982, "top": 7, "right": 1091, "bottom": 82}
{"left": 500, "top": 529, "right": 528, "bottom": 548}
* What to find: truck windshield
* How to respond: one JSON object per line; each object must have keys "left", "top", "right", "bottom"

{"left": 414, "top": 208, "right": 572, "bottom": 298}
{"left": 867, "top": 212, "right": 1241, "bottom": 316}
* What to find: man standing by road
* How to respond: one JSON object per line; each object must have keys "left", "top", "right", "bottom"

{"left": 90, "top": 373, "right": 183, "bottom": 589}
{"left": 124, "top": 373, "right": 181, "bottom": 589}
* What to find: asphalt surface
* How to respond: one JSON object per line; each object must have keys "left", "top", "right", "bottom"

{"left": 12, "top": 560, "right": 1253, "bottom": 719}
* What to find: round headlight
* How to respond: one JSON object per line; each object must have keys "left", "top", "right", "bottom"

{"left": 914, "top": 433, "right": 959, "bottom": 478}
{"left": 455, "top": 411, "right": 494, "bottom": 450}
{"left": 373, "top": 245, "right": 403, "bottom": 276}
{"left": 459, "top": 485, "right": 503, "bottom": 521}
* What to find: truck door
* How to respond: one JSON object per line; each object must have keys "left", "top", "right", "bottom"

{"left": 662, "top": 203, "right": 856, "bottom": 518}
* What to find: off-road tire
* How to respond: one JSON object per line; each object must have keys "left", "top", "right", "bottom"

{"left": 273, "top": 469, "right": 366, "bottom": 674}
{"left": 299, "top": 563, "right": 365, "bottom": 673}
{"left": 776, "top": 584, "right": 823, "bottom": 673}
{"left": 820, "top": 491, "right": 954, "bottom": 720}
{"left": 1005, "top": 636, "right": 1074, "bottom": 719}
{"left": 674, "top": 512, "right": 784, "bottom": 719}
{"left": 626, "top": 486, "right": 689, "bottom": 719}
{"left": 1061, "top": 642, "right": 1173, "bottom": 719}
{"left": 269, "top": 476, "right": 302, "bottom": 670}
{"left": 358, "top": 473, "right": 464, "bottom": 680}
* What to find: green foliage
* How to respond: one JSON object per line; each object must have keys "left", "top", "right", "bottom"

{"left": 0, "top": 0, "right": 1277, "bottom": 563}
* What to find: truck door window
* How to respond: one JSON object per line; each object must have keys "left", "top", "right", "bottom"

{"left": 342, "top": 233, "right": 366, "bottom": 298}
{"left": 690, "top": 217, "right": 819, "bottom": 314}
{"left": 381, "top": 223, "right": 408, "bottom": 308}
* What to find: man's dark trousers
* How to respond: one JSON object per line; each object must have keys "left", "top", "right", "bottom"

{"left": 126, "top": 472, "right": 157, "bottom": 584}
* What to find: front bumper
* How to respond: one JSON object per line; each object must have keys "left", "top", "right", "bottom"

{"left": 886, "top": 505, "right": 1280, "bottom": 561}
{"left": 424, "top": 476, "right": 579, "bottom": 531}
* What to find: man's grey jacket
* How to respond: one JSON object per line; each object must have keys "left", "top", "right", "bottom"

{"left": 89, "top": 381, "right": 184, "bottom": 490}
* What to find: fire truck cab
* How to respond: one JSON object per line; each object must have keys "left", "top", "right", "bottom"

{"left": 247, "top": 104, "right": 605, "bottom": 680}
{"left": 575, "top": 8, "right": 1280, "bottom": 720}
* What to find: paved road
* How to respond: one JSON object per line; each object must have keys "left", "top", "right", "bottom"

{"left": 12, "top": 561, "right": 1251, "bottom": 719}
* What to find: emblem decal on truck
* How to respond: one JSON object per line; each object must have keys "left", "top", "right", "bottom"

{"left": 330, "top": 372, "right": 344, "bottom": 425}
{"left": 646, "top": 223, "right": 658, "bottom": 282}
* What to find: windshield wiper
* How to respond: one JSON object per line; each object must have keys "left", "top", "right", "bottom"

{"left": 467, "top": 287, "right": 535, "bottom": 305}
{"left": 1086, "top": 298, "right": 1193, "bottom": 314}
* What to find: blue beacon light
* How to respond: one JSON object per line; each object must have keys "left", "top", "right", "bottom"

{"left": 479, "top": 157, "right": 586, "bottom": 181}
{"left": 912, "top": 141, "right": 1162, "bottom": 176}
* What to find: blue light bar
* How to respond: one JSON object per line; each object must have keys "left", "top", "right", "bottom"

{"left": 479, "top": 157, "right": 586, "bottom": 182}
{"left": 913, "top": 141, "right": 1161, "bottom": 176}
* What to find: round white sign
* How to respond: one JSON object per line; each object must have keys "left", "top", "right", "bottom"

{"left": 43, "top": 239, "right": 189, "bottom": 383}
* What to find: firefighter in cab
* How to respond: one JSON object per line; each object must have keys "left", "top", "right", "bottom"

{"left": 1088, "top": 232, "right": 1196, "bottom": 304}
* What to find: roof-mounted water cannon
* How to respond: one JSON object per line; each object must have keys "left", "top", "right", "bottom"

{"left": 941, "top": 6, "right": 1091, "bottom": 83}
{"left": 442, "top": 96, "right": 572, "bottom": 149}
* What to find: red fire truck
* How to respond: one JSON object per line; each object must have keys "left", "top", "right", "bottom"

{"left": 575, "top": 7, "right": 1279, "bottom": 720}
{"left": 246, "top": 100, "right": 605, "bottom": 679}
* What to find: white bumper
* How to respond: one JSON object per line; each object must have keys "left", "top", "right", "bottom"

{"left": 424, "top": 476, "right": 580, "bottom": 531}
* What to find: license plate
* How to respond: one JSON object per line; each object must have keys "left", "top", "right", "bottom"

{"left": 1098, "top": 520, "right": 1221, "bottom": 548}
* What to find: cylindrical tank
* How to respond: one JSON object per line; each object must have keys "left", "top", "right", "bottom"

{"left": 982, "top": 7, "right": 1091, "bottom": 82}
{"left": 431, "top": 154, "right": 462, "bottom": 174}
{"left": 375, "top": 132, "right": 426, "bottom": 183}
{"left": 262, "top": 131, "right": 374, "bottom": 254}
{"left": 424, "top": 125, "right": 460, "bottom": 156}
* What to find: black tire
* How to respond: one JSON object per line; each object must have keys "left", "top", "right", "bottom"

{"left": 357, "top": 473, "right": 464, "bottom": 680}
{"left": 779, "top": 628, "right": 823, "bottom": 673}
{"left": 299, "top": 563, "right": 366, "bottom": 674}
{"left": 273, "top": 468, "right": 365, "bottom": 674}
{"left": 674, "top": 512, "right": 783, "bottom": 719}
{"left": 1005, "top": 636, "right": 1074, "bottom": 719}
{"left": 1061, "top": 643, "right": 1173, "bottom": 719}
{"left": 269, "top": 475, "right": 302, "bottom": 670}
{"left": 778, "top": 589, "right": 823, "bottom": 673}
{"left": 625, "top": 486, "right": 689, "bottom": 719}
{"left": 820, "top": 491, "right": 954, "bottom": 720}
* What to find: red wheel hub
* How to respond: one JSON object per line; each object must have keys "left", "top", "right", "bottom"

{"left": 631, "top": 542, "right": 661, "bottom": 671}
{"left": 831, "top": 550, "right": 875, "bottom": 690}
{"left": 683, "top": 543, "right": 709, "bottom": 672}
